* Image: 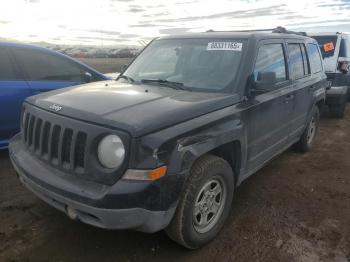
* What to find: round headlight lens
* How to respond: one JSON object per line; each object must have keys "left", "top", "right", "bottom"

{"left": 97, "top": 135, "right": 125, "bottom": 169}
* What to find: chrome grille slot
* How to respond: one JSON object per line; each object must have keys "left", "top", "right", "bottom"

{"left": 21, "top": 108, "right": 88, "bottom": 172}
{"left": 28, "top": 115, "right": 35, "bottom": 146}
{"left": 34, "top": 118, "right": 43, "bottom": 151}
{"left": 74, "top": 132, "right": 87, "bottom": 169}
{"left": 42, "top": 122, "right": 51, "bottom": 156}
{"left": 51, "top": 125, "right": 61, "bottom": 162}
{"left": 20, "top": 104, "right": 128, "bottom": 185}
{"left": 23, "top": 112, "right": 30, "bottom": 142}
{"left": 62, "top": 129, "right": 73, "bottom": 168}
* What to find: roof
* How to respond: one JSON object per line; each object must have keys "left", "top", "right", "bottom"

{"left": 159, "top": 31, "right": 314, "bottom": 42}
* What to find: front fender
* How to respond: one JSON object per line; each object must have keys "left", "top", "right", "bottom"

{"left": 129, "top": 103, "right": 246, "bottom": 184}
{"left": 165, "top": 119, "right": 244, "bottom": 175}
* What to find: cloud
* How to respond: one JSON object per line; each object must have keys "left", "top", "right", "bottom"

{"left": 119, "top": 33, "right": 140, "bottom": 38}
{"left": 159, "top": 27, "right": 193, "bottom": 34}
{"left": 142, "top": 12, "right": 170, "bottom": 18}
{"left": 175, "top": 0, "right": 199, "bottom": 4}
{"left": 1, "top": 0, "right": 349, "bottom": 46}
{"left": 86, "top": 29, "right": 121, "bottom": 35}
{"left": 145, "top": 4, "right": 165, "bottom": 8}
{"left": 293, "top": 22, "right": 350, "bottom": 32}
{"left": 287, "top": 18, "right": 350, "bottom": 27}
{"left": 128, "top": 7, "right": 145, "bottom": 12}
{"left": 153, "top": 5, "right": 289, "bottom": 23}
{"left": 130, "top": 23, "right": 172, "bottom": 28}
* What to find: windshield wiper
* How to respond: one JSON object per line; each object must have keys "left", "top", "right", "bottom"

{"left": 118, "top": 74, "right": 135, "bottom": 83}
{"left": 141, "top": 79, "right": 187, "bottom": 90}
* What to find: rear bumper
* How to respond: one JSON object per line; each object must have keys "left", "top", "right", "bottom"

{"left": 9, "top": 134, "right": 183, "bottom": 233}
{"left": 326, "top": 86, "right": 348, "bottom": 105}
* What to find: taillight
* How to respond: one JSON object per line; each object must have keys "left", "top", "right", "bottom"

{"left": 338, "top": 61, "right": 349, "bottom": 74}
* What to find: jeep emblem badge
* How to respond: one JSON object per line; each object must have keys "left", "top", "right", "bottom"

{"left": 49, "top": 104, "right": 62, "bottom": 112}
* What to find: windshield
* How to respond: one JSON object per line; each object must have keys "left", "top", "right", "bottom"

{"left": 122, "top": 38, "right": 246, "bottom": 92}
{"left": 311, "top": 35, "right": 338, "bottom": 58}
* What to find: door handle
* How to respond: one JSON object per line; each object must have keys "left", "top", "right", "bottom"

{"left": 284, "top": 94, "right": 294, "bottom": 103}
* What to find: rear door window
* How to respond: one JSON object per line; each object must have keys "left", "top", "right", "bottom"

{"left": 311, "top": 36, "right": 338, "bottom": 58}
{"left": 0, "top": 47, "right": 18, "bottom": 81}
{"left": 13, "top": 48, "right": 85, "bottom": 82}
{"left": 288, "top": 44, "right": 305, "bottom": 79}
{"left": 306, "top": 44, "right": 323, "bottom": 73}
{"left": 300, "top": 44, "right": 310, "bottom": 75}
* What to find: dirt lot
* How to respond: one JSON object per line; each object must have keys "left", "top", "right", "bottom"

{"left": 1, "top": 59, "right": 350, "bottom": 261}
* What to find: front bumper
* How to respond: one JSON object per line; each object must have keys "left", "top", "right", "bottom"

{"left": 9, "top": 134, "right": 184, "bottom": 233}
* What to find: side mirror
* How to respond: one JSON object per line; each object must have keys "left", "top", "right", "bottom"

{"left": 256, "top": 71, "right": 277, "bottom": 86}
{"left": 248, "top": 72, "right": 277, "bottom": 98}
{"left": 83, "top": 72, "right": 92, "bottom": 83}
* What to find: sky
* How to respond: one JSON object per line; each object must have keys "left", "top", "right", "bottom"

{"left": 0, "top": 0, "right": 349, "bottom": 47}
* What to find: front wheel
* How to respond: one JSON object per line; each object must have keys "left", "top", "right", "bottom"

{"left": 165, "top": 154, "right": 234, "bottom": 249}
{"left": 294, "top": 106, "right": 320, "bottom": 153}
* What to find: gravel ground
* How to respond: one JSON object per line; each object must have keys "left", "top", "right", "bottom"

{"left": 0, "top": 59, "right": 349, "bottom": 261}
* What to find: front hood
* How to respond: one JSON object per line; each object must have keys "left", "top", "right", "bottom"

{"left": 26, "top": 80, "right": 240, "bottom": 137}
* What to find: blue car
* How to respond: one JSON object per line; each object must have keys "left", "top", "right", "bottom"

{"left": 0, "top": 42, "right": 108, "bottom": 149}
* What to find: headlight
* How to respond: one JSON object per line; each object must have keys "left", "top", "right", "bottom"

{"left": 97, "top": 135, "right": 125, "bottom": 169}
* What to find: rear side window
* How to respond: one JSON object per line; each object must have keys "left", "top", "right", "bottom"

{"left": 13, "top": 48, "right": 85, "bottom": 82}
{"left": 254, "top": 43, "right": 287, "bottom": 84}
{"left": 339, "top": 37, "right": 350, "bottom": 58}
{"left": 0, "top": 48, "right": 18, "bottom": 81}
{"left": 288, "top": 44, "right": 307, "bottom": 79}
{"left": 306, "top": 44, "right": 323, "bottom": 73}
{"left": 311, "top": 36, "right": 337, "bottom": 58}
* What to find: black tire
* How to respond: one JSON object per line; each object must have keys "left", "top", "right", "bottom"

{"left": 329, "top": 103, "right": 346, "bottom": 118}
{"left": 165, "top": 154, "right": 234, "bottom": 249}
{"left": 295, "top": 106, "right": 320, "bottom": 153}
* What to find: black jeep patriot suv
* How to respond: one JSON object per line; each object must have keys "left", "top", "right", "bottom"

{"left": 9, "top": 28, "right": 327, "bottom": 249}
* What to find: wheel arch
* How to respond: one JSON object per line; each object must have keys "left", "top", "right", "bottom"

{"left": 168, "top": 137, "right": 243, "bottom": 188}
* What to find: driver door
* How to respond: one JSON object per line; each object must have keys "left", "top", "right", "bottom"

{"left": 246, "top": 40, "right": 295, "bottom": 172}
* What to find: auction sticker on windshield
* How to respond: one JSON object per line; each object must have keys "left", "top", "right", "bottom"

{"left": 207, "top": 42, "right": 243, "bottom": 51}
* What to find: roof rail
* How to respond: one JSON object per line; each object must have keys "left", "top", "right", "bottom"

{"left": 206, "top": 28, "right": 274, "bottom": 33}
{"left": 272, "top": 26, "right": 308, "bottom": 36}
{"left": 206, "top": 26, "right": 308, "bottom": 36}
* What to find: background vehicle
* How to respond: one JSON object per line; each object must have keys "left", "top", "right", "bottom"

{"left": 309, "top": 33, "right": 350, "bottom": 118}
{"left": 0, "top": 42, "right": 108, "bottom": 149}
{"left": 9, "top": 29, "right": 326, "bottom": 249}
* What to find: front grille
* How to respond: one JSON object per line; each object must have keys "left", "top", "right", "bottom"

{"left": 23, "top": 111, "right": 87, "bottom": 171}
{"left": 20, "top": 104, "right": 129, "bottom": 185}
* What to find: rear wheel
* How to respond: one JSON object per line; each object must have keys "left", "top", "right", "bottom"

{"left": 295, "top": 106, "right": 320, "bottom": 153}
{"left": 165, "top": 154, "right": 234, "bottom": 249}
